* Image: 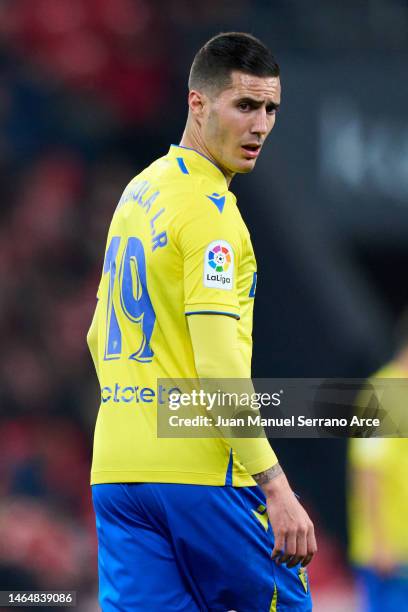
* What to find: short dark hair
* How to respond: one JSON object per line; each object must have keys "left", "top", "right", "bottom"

{"left": 188, "top": 32, "right": 279, "bottom": 94}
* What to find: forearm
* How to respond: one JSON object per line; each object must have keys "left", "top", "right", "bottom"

{"left": 253, "top": 462, "right": 284, "bottom": 489}
{"left": 251, "top": 461, "right": 302, "bottom": 502}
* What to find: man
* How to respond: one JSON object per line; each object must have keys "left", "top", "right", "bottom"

{"left": 348, "top": 333, "right": 408, "bottom": 611}
{"left": 88, "top": 32, "right": 316, "bottom": 611}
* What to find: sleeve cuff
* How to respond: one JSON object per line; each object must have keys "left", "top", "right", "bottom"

{"left": 185, "top": 302, "right": 240, "bottom": 320}
{"left": 244, "top": 448, "right": 279, "bottom": 475}
{"left": 229, "top": 438, "right": 278, "bottom": 475}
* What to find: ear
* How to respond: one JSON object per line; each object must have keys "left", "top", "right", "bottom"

{"left": 188, "top": 90, "right": 207, "bottom": 118}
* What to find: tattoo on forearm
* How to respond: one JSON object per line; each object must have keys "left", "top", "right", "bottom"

{"left": 253, "top": 463, "right": 283, "bottom": 486}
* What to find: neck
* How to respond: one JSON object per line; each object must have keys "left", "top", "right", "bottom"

{"left": 180, "top": 120, "right": 234, "bottom": 187}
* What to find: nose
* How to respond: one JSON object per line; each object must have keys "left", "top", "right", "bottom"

{"left": 251, "top": 108, "right": 270, "bottom": 137}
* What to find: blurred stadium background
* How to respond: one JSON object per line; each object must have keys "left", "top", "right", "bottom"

{"left": 0, "top": 1, "right": 407, "bottom": 610}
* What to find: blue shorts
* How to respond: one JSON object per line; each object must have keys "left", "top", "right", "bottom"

{"left": 92, "top": 483, "right": 312, "bottom": 611}
{"left": 355, "top": 567, "right": 408, "bottom": 612}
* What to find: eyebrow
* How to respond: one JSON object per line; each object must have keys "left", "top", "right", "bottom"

{"left": 237, "top": 96, "right": 280, "bottom": 110}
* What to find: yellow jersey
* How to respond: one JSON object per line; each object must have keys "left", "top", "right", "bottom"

{"left": 88, "top": 145, "right": 274, "bottom": 486}
{"left": 348, "top": 363, "right": 408, "bottom": 565}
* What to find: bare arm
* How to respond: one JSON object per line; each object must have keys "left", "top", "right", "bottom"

{"left": 252, "top": 463, "right": 283, "bottom": 486}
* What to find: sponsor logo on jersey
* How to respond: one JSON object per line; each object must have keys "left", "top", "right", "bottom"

{"left": 204, "top": 241, "right": 234, "bottom": 290}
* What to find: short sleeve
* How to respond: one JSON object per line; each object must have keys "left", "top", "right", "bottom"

{"left": 174, "top": 197, "right": 242, "bottom": 319}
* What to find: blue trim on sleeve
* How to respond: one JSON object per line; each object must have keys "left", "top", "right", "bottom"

{"left": 249, "top": 271, "right": 257, "bottom": 298}
{"left": 225, "top": 449, "right": 234, "bottom": 486}
{"left": 176, "top": 157, "right": 189, "bottom": 175}
{"left": 185, "top": 310, "right": 240, "bottom": 320}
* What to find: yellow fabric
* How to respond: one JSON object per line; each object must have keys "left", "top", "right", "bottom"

{"left": 348, "top": 363, "right": 408, "bottom": 565}
{"left": 187, "top": 314, "right": 277, "bottom": 478}
{"left": 298, "top": 568, "right": 308, "bottom": 593}
{"left": 269, "top": 585, "right": 278, "bottom": 612}
{"left": 88, "top": 144, "right": 274, "bottom": 486}
{"left": 252, "top": 505, "right": 269, "bottom": 532}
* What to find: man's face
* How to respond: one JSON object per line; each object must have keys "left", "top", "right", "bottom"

{"left": 200, "top": 71, "right": 281, "bottom": 177}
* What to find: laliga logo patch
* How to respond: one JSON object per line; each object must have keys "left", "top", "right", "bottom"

{"left": 209, "top": 244, "right": 231, "bottom": 272}
{"left": 204, "top": 240, "right": 234, "bottom": 290}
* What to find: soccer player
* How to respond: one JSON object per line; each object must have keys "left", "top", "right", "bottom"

{"left": 348, "top": 337, "right": 408, "bottom": 611}
{"left": 88, "top": 32, "right": 316, "bottom": 611}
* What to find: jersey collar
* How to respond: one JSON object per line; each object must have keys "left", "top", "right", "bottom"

{"left": 168, "top": 145, "right": 228, "bottom": 191}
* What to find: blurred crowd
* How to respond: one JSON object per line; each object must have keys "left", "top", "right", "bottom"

{"left": 0, "top": 0, "right": 262, "bottom": 601}
{"left": 0, "top": 0, "right": 172, "bottom": 600}
{"left": 0, "top": 0, "right": 171, "bottom": 122}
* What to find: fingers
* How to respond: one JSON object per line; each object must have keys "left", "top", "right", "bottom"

{"left": 301, "top": 553, "right": 313, "bottom": 567}
{"left": 274, "top": 529, "right": 306, "bottom": 568}
{"left": 301, "top": 523, "right": 317, "bottom": 567}
{"left": 286, "top": 531, "right": 307, "bottom": 568}
{"left": 272, "top": 522, "right": 316, "bottom": 568}
{"left": 308, "top": 524, "right": 317, "bottom": 554}
{"left": 278, "top": 530, "right": 297, "bottom": 565}
{"left": 286, "top": 555, "right": 303, "bottom": 568}
{"left": 271, "top": 532, "right": 285, "bottom": 561}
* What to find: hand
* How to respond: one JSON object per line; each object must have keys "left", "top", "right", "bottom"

{"left": 254, "top": 466, "right": 317, "bottom": 568}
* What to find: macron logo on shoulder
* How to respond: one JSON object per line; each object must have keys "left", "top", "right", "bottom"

{"left": 207, "top": 192, "right": 226, "bottom": 213}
